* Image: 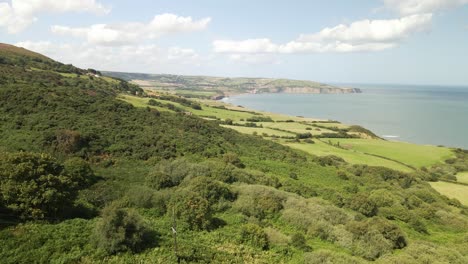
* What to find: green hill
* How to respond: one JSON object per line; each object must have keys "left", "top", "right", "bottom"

{"left": 0, "top": 44, "right": 467, "bottom": 263}
{"left": 104, "top": 71, "right": 361, "bottom": 99}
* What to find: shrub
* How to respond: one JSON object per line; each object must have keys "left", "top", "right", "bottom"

{"left": 239, "top": 223, "right": 269, "bottom": 250}
{"left": 409, "top": 218, "right": 428, "bottom": 234}
{"left": 234, "top": 185, "right": 285, "bottom": 219}
{"left": 347, "top": 193, "right": 378, "bottom": 217}
{"left": 314, "top": 155, "right": 346, "bottom": 167}
{"left": 0, "top": 152, "right": 92, "bottom": 219}
{"left": 290, "top": 233, "right": 311, "bottom": 251}
{"left": 170, "top": 190, "right": 213, "bottom": 230}
{"left": 304, "top": 250, "right": 364, "bottom": 264}
{"left": 184, "top": 176, "right": 235, "bottom": 205}
{"left": 94, "top": 205, "right": 153, "bottom": 254}
{"left": 223, "top": 152, "right": 245, "bottom": 168}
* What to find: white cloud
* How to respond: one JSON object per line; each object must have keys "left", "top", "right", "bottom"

{"left": 15, "top": 41, "right": 207, "bottom": 73}
{"left": 383, "top": 0, "right": 468, "bottom": 15}
{"left": 148, "top": 13, "right": 211, "bottom": 36}
{"left": 228, "top": 54, "right": 281, "bottom": 65}
{"left": 298, "top": 14, "right": 432, "bottom": 44}
{"left": 168, "top": 47, "right": 199, "bottom": 60}
{"left": 213, "top": 14, "right": 431, "bottom": 56}
{"left": 51, "top": 13, "right": 211, "bottom": 46}
{"left": 0, "top": 0, "right": 109, "bottom": 33}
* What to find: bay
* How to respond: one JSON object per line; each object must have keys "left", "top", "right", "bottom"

{"left": 225, "top": 84, "right": 468, "bottom": 149}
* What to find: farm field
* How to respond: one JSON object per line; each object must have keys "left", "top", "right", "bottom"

{"left": 258, "top": 122, "right": 335, "bottom": 135}
{"left": 285, "top": 140, "right": 413, "bottom": 172}
{"left": 119, "top": 94, "right": 456, "bottom": 173}
{"left": 221, "top": 125, "right": 296, "bottom": 137}
{"left": 430, "top": 181, "right": 468, "bottom": 206}
{"left": 456, "top": 172, "right": 468, "bottom": 184}
{"left": 326, "top": 138, "right": 454, "bottom": 168}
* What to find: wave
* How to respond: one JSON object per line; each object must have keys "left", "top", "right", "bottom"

{"left": 382, "top": 135, "right": 400, "bottom": 138}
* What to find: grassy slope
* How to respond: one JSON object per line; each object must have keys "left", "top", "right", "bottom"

{"left": 430, "top": 182, "right": 468, "bottom": 206}
{"left": 457, "top": 172, "right": 468, "bottom": 184}
{"left": 326, "top": 138, "right": 454, "bottom": 168}
{"left": 119, "top": 94, "right": 455, "bottom": 172}
{"left": 285, "top": 140, "right": 413, "bottom": 172}
{"left": 3, "top": 45, "right": 466, "bottom": 263}
{"left": 221, "top": 125, "right": 296, "bottom": 137}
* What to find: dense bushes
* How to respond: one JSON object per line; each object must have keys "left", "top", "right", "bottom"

{"left": 170, "top": 190, "right": 213, "bottom": 231}
{"left": 94, "top": 205, "right": 153, "bottom": 254}
{"left": 239, "top": 223, "right": 269, "bottom": 250}
{"left": 234, "top": 185, "right": 285, "bottom": 219}
{"left": 0, "top": 152, "right": 93, "bottom": 220}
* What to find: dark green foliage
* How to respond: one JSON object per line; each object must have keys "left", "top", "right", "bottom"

{"left": 184, "top": 176, "right": 235, "bottom": 205}
{"left": 223, "top": 152, "right": 245, "bottom": 168}
{"left": 93, "top": 205, "right": 154, "bottom": 254}
{"left": 1, "top": 45, "right": 468, "bottom": 263}
{"left": 239, "top": 223, "right": 269, "bottom": 250}
{"left": 0, "top": 219, "right": 95, "bottom": 263}
{"left": 157, "top": 94, "right": 202, "bottom": 110}
{"left": 296, "top": 132, "right": 312, "bottom": 139}
{"left": 346, "top": 217, "right": 407, "bottom": 260}
{"left": 290, "top": 233, "right": 311, "bottom": 251}
{"left": 347, "top": 193, "right": 378, "bottom": 217}
{"left": 0, "top": 152, "right": 92, "bottom": 220}
{"left": 409, "top": 218, "right": 428, "bottom": 234}
{"left": 235, "top": 186, "right": 285, "bottom": 219}
{"left": 246, "top": 116, "right": 274, "bottom": 122}
{"left": 170, "top": 190, "right": 213, "bottom": 230}
{"left": 313, "top": 155, "right": 346, "bottom": 167}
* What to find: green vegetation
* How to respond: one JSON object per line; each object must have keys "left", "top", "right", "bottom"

{"left": 327, "top": 138, "right": 454, "bottom": 168}
{"left": 429, "top": 182, "right": 468, "bottom": 206}
{"left": 457, "top": 172, "right": 468, "bottom": 184}
{"left": 104, "top": 71, "right": 360, "bottom": 99}
{"left": 286, "top": 140, "right": 413, "bottom": 172}
{"left": 1, "top": 44, "right": 467, "bottom": 263}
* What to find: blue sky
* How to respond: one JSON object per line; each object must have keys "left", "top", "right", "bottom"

{"left": 1, "top": 0, "right": 467, "bottom": 85}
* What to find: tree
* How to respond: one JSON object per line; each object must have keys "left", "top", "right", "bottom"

{"left": 0, "top": 152, "right": 92, "bottom": 219}
{"left": 239, "top": 223, "right": 269, "bottom": 250}
{"left": 94, "top": 205, "right": 153, "bottom": 254}
{"left": 185, "top": 176, "right": 235, "bottom": 205}
{"left": 223, "top": 152, "right": 245, "bottom": 168}
{"left": 170, "top": 190, "right": 213, "bottom": 230}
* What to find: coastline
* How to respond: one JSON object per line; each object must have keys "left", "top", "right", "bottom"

{"left": 222, "top": 90, "right": 468, "bottom": 149}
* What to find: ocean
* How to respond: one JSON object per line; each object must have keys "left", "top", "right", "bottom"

{"left": 225, "top": 84, "right": 468, "bottom": 149}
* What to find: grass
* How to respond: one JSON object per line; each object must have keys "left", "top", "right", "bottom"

{"left": 258, "top": 122, "right": 335, "bottom": 135}
{"left": 456, "top": 172, "right": 468, "bottom": 184}
{"left": 118, "top": 95, "right": 172, "bottom": 112}
{"left": 221, "top": 125, "right": 296, "bottom": 138}
{"left": 285, "top": 140, "right": 413, "bottom": 172}
{"left": 118, "top": 93, "right": 452, "bottom": 174}
{"left": 326, "top": 138, "right": 454, "bottom": 168}
{"left": 430, "top": 181, "right": 468, "bottom": 206}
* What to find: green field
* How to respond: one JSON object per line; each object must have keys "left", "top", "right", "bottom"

{"left": 258, "top": 122, "right": 335, "bottom": 135}
{"left": 430, "top": 182, "right": 468, "bottom": 206}
{"left": 221, "top": 125, "right": 296, "bottom": 138}
{"left": 456, "top": 172, "right": 468, "bottom": 184}
{"left": 285, "top": 140, "right": 413, "bottom": 172}
{"left": 326, "top": 138, "right": 454, "bottom": 168}
{"left": 119, "top": 94, "right": 454, "bottom": 173}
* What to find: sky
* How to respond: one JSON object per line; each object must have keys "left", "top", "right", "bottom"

{"left": 1, "top": 0, "right": 467, "bottom": 85}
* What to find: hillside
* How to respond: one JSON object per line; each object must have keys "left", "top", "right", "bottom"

{"left": 1, "top": 44, "right": 468, "bottom": 263}
{"left": 103, "top": 71, "right": 361, "bottom": 99}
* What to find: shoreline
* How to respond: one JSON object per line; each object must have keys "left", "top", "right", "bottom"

{"left": 219, "top": 93, "right": 463, "bottom": 149}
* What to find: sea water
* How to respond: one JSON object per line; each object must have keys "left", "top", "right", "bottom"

{"left": 226, "top": 84, "right": 468, "bottom": 149}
